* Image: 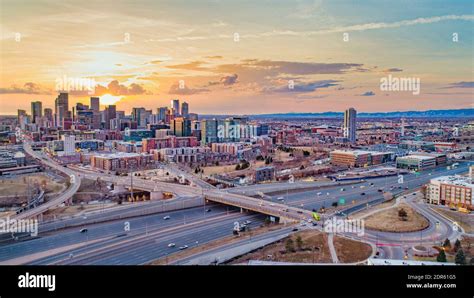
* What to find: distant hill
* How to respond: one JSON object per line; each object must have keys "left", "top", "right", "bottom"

{"left": 246, "top": 108, "right": 474, "bottom": 119}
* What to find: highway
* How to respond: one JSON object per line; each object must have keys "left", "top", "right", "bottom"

{"left": 0, "top": 204, "right": 264, "bottom": 265}
{"left": 8, "top": 142, "right": 82, "bottom": 221}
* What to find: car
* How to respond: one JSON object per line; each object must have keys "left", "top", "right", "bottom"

{"left": 307, "top": 219, "right": 312, "bottom": 223}
{"left": 360, "top": 185, "right": 365, "bottom": 189}
{"left": 163, "top": 216, "right": 171, "bottom": 220}
{"left": 292, "top": 228, "right": 299, "bottom": 232}
{"left": 168, "top": 243, "right": 176, "bottom": 248}
{"left": 361, "top": 192, "right": 366, "bottom": 195}
{"left": 80, "top": 228, "right": 88, "bottom": 233}
{"left": 270, "top": 203, "right": 275, "bottom": 206}
{"left": 244, "top": 220, "right": 252, "bottom": 225}
{"left": 116, "top": 233, "right": 127, "bottom": 238}
{"left": 205, "top": 209, "right": 211, "bottom": 212}
{"left": 317, "top": 192, "right": 322, "bottom": 196}
{"left": 277, "top": 197, "right": 284, "bottom": 201}
{"left": 300, "top": 222, "right": 306, "bottom": 226}
{"left": 179, "top": 245, "right": 188, "bottom": 250}
{"left": 340, "top": 188, "right": 345, "bottom": 192}
{"left": 312, "top": 222, "right": 318, "bottom": 226}
{"left": 378, "top": 189, "right": 383, "bottom": 192}
{"left": 412, "top": 193, "right": 416, "bottom": 196}
{"left": 405, "top": 187, "right": 409, "bottom": 190}
{"left": 297, "top": 210, "right": 303, "bottom": 214}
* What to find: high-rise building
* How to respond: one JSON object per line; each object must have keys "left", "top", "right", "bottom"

{"left": 171, "top": 117, "right": 191, "bottom": 137}
{"left": 62, "top": 135, "right": 76, "bottom": 155}
{"left": 132, "top": 107, "right": 149, "bottom": 128}
{"left": 17, "top": 109, "right": 27, "bottom": 123}
{"left": 201, "top": 119, "right": 219, "bottom": 145}
{"left": 90, "top": 97, "right": 100, "bottom": 112}
{"left": 55, "top": 92, "right": 69, "bottom": 127}
{"left": 343, "top": 107, "right": 357, "bottom": 143}
{"left": 31, "top": 101, "right": 42, "bottom": 124}
{"left": 44, "top": 108, "right": 53, "bottom": 122}
{"left": 181, "top": 102, "right": 189, "bottom": 118}
{"left": 90, "top": 97, "right": 101, "bottom": 129}
{"left": 157, "top": 107, "right": 168, "bottom": 123}
{"left": 171, "top": 99, "right": 180, "bottom": 116}
{"left": 104, "top": 105, "right": 116, "bottom": 129}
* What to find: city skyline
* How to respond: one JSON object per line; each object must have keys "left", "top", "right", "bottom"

{"left": 1, "top": 0, "right": 473, "bottom": 115}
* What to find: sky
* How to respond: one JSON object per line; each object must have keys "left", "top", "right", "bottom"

{"left": 0, "top": 0, "right": 473, "bottom": 115}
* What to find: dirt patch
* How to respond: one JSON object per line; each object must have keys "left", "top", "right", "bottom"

{"left": 333, "top": 236, "right": 372, "bottom": 263}
{"left": 227, "top": 230, "right": 332, "bottom": 264}
{"left": 364, "top": 203, "right": 429, "bottom": 232}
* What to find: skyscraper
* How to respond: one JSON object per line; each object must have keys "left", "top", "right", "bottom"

{"left": 104, "top": 105, "right": 116, "bottom": 129}
{"left": 44, "top": 108, "right": 53, "bottom": 122}
{"left": 171, "top": 99, "right": 180, "bottom": 116}
{"left": 55, "top": 92, "right": 69, "bottom": 127}
{"left": 181, "top": 102, "right": 189, "bottom": 118}
{"left": 17, "top": 109, "right": 26, "bottom": 123}
{"left": 171, "top": 117, "right": 191, "bottom": 137}
{"left": 157, "top": 107, "right": 168, "bottom": 122}
{"left": 31, "top": 101, "right": 42, "bottom": 124}
{"left": 90, "top": 97, "right": 101, "bottom": 129}
{"left": 343, "top": 107, "right": 357, "bottom": 143}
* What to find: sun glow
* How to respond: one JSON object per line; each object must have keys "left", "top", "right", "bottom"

{"left": 100, "top": 94, "right": 123, "bottom": 105}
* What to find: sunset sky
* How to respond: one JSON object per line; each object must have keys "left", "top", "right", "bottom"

{"left": 0, "top": 0, "right": 473, "bottom": 115}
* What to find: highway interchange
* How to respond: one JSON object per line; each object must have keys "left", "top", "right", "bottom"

{"left": 0, "top": 142, "right": 472, "bottom": 265}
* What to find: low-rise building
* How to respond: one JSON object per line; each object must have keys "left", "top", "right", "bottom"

{"left": 396, "top": 154, "right": 436, "bottom": 171}
{"left": 330, "top": 150, "right": 392, "bottom": 167}
{"left": 91, "top": 152, "right": 152, "bottom": 171}
{"left": 254, "top": 166, "right": 275, "bottom": 183}
{"left": 426, "top": 175, "right": 473, "bottom": 210}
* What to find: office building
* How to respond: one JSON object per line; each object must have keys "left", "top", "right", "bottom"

{"left": 31, "top": 101, "right": 42, "bottom": 124}
{"left": 171, "top": 99, "right": 180, "bottom": 116}
{"left": 170, "top": 117, "right": 191, "bottom": 137}
{"left": 426, "top": 176, "right": 473, "bottom": 211}
{"left": 343, "top": 107, "right": 357, "bottom": 143}
{"left": 181, "top": 102, "right": 189, "bottom": 118}
{"left": 55, "top": 92, "right": 69, "bottom": 127}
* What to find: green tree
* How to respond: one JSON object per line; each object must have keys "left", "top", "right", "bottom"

{"left": 455, "top": 249, "right": 466, "bottom": 265}
{"left": 436, "top": 250, "right": 447, "bottom": 262}
{"left": 443, "top": 238, "right": 451, "bottom": 250}
{"left": 285, "top": 238, "right": 295, "bottom": 253}
{"left": 296, "top": 236, "right": 303, "bottom": 251}
{"left": 398, "top": 208, "right": 408, "bottom": 221}
{"left": 454, "top": 239, "right": 462, "bottom": 252}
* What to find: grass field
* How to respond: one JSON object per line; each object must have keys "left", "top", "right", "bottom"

{"left": 0, "top": 173, "right": 65, "bottom": 196}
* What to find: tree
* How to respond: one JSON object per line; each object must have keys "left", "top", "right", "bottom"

{"left": 436, "top": 250, "right": 447, "bottom": 262}
{"left": 303, "top": 150, "right": 310, "bottom": 157}
{"left": 300, "top": 165, "right": 305, "bottom": 170}
{"left": 455, "top": 249, "right": 466, "bottom": 265}
{"left": 285, "top": 238, "right": 295, "bottom": 253}
{"left": 454, "top": 239, "right": 462, "bottom": 252}
{"left": 332, "top": 202, "right": 338, "bottom": 208}
{"left": 296, "top": 236, "right": 303, "bottom": 251}
{"left": 398, "top": 208, "right": 408, "bottom": 221}
{"left": 235, "top": 164, "right": 241, "bottom": 171}
{"left": 443, "top": 238, "right": 451, "bottom": 250}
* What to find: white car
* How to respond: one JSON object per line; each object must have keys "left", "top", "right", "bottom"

{"left": 168, "top": 243, "right": 176, "bottom": 248}
{"left": 163, "top": 216, "right": 171, "bottom": 220}
{"left": 179, "top": 245, "right": 189, "bottom": 250}
{"left": 317, "top": 192, "right": 322, "bottom": 196}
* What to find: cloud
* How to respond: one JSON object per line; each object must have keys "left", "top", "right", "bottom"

{"left": 265, "top": 80, "right": 339, "bottom": 93}
{"left": 168, "top": 83, "right": 209, "bottom": 95}
{"left": 146, "top": 15, "right": 474, "bottom": 43}
{"left": 166, "top": 61, "right": 209, "bottom": 71}
{"left": 94, "top": 80, "right": 149, "bottom": 96}
{"left": 205, "top": 55, "right": 223, "bottom": 59}
{"left": 444, "top": 81, "right": 474, "bottom": 88}
{"left": 384, "top": 68, "right": 403, "bottom": 72}
{"left": 359, "top": 91, "right": 376, "bottom": 96}
{"left": 220, "top": 74, "right": 238, "bottom": 85}
{"left": 0, "top": 82, "right": 51, "bottom": 94}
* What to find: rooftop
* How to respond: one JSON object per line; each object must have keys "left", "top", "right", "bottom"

{"left": 431, "top": 175, "right": 474, "bottom": 188}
